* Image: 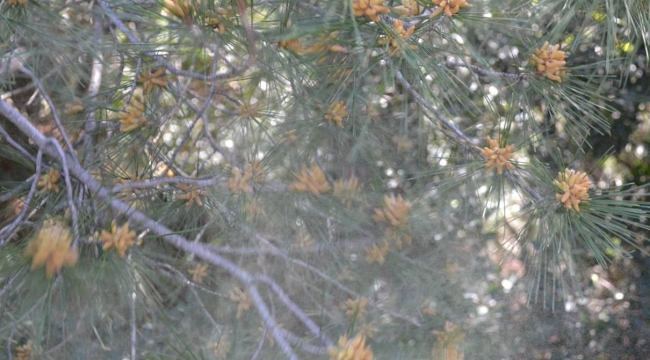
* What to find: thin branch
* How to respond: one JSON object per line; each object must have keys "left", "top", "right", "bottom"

{"left": 188, "top": 87, "right": 243, "bottom": 107}
{"left": 110, "top": 175, "right": 221, "bottom": 193}
{"left": 191, "top": 287, "right": 219, "bottom": 328}
{"left": 20, "top": 68, "right": 77, "bottom": 160}
{"left": 6, "top": 324, "right": 14, "bottom": 360}
{"left": 202, "top": 123, "right": 240, "bottom": 167}
{"left": 0, "top": 268, "right": 24, "bottom": 299}
{"left": 169, "top": 58, "right": 218, "bottom": 165}
{"left": 180, "top": 84, "right": 241, "bottom": 167}
{"left": 45, "top": 138, "right": 81, "bottom": 243}
{"left": 445, "top": 60, "right": 524, "bottom": 80}
{"left": 1, "top": 67, "right": 60, "bottom": 100}
{"left": 506, "top": 170, "right": 544, "bottom": 202}
{"left": 0, "top": 47, "right": 30, "bottom": 77}
{"left": 99, "top": 0, "right": 256, "bottom": 82}
{"left": 206, "top": 237, "right": 373, "bottom": 255}
{"left": 87, "top": 8, "right": 104, "bottom": 99}
{"left": 0, "top": 150, "right": 42, "bottom": 247}
{"left": 394, "top": 68, "right": 476, "bottom": 146}
{"left": 250, "top": 318, "right": 268, "bottom": 360}
{"left": 43, "top": 333, "right": 75, "bottom": 357}
{"left": 0, "top": 123, "right": 36, "bottom": 163}
{"left": 158, "top": 76, "right": 189, "bottom": 124}
{"left": 0, "top": 278, "right": 57, "bottom": 334}
{"left": 142, "top": 256, "right": 228, "bottom": 298}
{"left": 249, "top": 284, "right": 299, "bottom": 359}
{"left": 255, "top": 274, "right": 332, "bottom": 346}
{"left": 212, "top": 196, "right": 422, "bottom": 328}
{"left": 125, "top": 57, "right": 142, "bottom": 106}
{"left": 80, "top": 6, "right": 106, "bottom": 168}
{"left": 110, "top": 25, "right": 126, "bottom": 91}
{"left": 394, "top": 67, "right": 544, "bottom": 201}
{"left": 129, "top": 255, "right": 137, "bottom": 360}
{"left": 0, "top": 175, "right": 34, "bottom": 203}
{"left": 279, "top": 329, "right": 329, "bottom": 355}
{"left": 146, "top": 140, "right": 191, "bottom": 178}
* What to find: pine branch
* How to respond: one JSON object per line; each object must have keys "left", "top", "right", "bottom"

{"left": 0, "top": 97, "right": 332, "bottom": 359}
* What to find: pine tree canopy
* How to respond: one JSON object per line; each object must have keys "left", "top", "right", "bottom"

{"left": 1, "top": 0, "right": 650, "bottom": 358}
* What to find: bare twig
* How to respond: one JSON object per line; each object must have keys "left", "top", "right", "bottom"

{"left": 0, "top": 150, "right": 42, "bottom": 247}
{"left": 0, "top": 123, "right": 36, "bottom": 163}
{"left": 20, "top": 68, "right": 77, "bottom": 160}
{"left": 44, "top": 138, "right": 81, "bottom": 242}
{"left": 446, "top": 60, "right": 524, "bottom": 80}
{"left": 0, "top": 269, "right": 24, "bottom": 299}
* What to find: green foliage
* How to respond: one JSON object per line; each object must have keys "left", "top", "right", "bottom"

{"left": 1, "top": 0, "right": 650, "bottom": 358}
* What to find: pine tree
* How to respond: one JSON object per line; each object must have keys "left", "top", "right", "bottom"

{"left": 1, "top": 0, "right": 649, "bottom": 358}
